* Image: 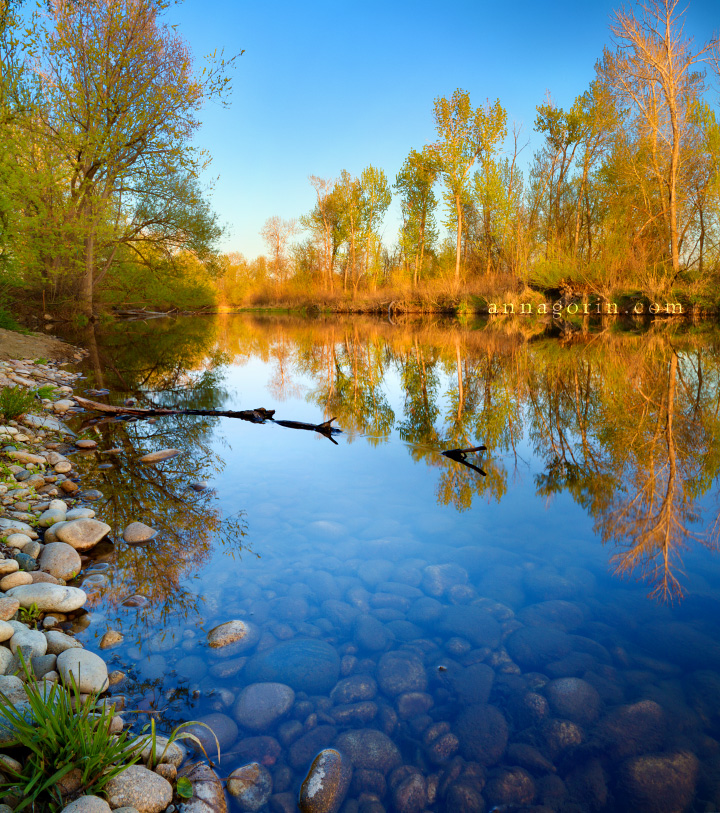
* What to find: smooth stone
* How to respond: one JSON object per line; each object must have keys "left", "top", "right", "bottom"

{"left": 122, "top": 522, "right": 158, "bottom": 544}
{"left": 0, "top": 597, "right": 20, "bottom": 620}
{"left": 0, "top": 518, "right": 37, "bottom": 538}
{"left": 289, "top": 728, "right": 338, "bottom": 771}
{"left": 57, "top": 648, "right": 109, "bottom": 693}
{"left": 506, "top": 625, "right": 573, "bottom": 670}
{"left": 376, "top": 652, "right": 427, "bottom": 696}
{"left": 65, "top": 508, "right": 95, "bottom": 520}
{"left": 7, "top": 583, "right": 87, "bottom": 612}
{"left": 7, "top": 451, "right": 45, "bottom": 465}
{"left": 484, "top": 767, "right": 536, "bottom": 807}
{"left": 226, "top": 763, "right": 272, "bottom": 811}
{"left": 594, "top": 700, "right": 666, "bottom": 762}
{"left": 55, "top": 519, "right": 111, "bottom": 551}
{"left": 60, "top": 798, "right": 112, "bottom": 813}
{"left": 140, "top": 735, "right": 186, "bottom": 767}
{"left": 53, "top": 400, "right": 74, "bottom": 413}
{"left": 0, "top": 647, "right": 13, "bottom": 675}
{"left": 207, "top": 619, "right": 260, "bottom": 651}
{"left": 0, "top": 621, "right": 13, "bottom": 643}
{"left": 456, "top": 703, "right": 509, "bottom": 765}
{"left": 14, "top": 552, "right": 38, "bottom": 571}
{"left": 138, "top": 449, "right": 181, "bottom": 464}
{"left": 393, "top": 772, "right": 428, "bottom": 813}
{"left": 334, "top": 729, "right": 401, "bottom": 774}
{"left": 0, "top": 571, "right": 32, "bottom": 590}
{"left": 99, "top": 630, "right": 124, "bottom": 649}
{"left": 617, "top": 751, "right": 699, "bottom": 813}
{"left": 298, "top": 749, "right": 352, "bottom": 813}
{"left": 421, "top": 563, "right": 468, "bottom": 597}
{"left": 4, "top": 533, "right": 31, "bottom": 550}
{"left": 244, "top": 639, "right": 340, "bottom": 694}
{"left": 10, "top": 629, "right": 47, "bottom": 657}
{"left": 178, "top": 762, "right": 227, "bottom": 813}
{"left": 39, "top": 542, "right": 82, "bottom": 581}
{"left": 545, "top": 677, "right": 601, "bottom": 726}
{"left": 0, "top": 561, "right": 19, "bottom": 576}
{"left": 105, "top": 765, "right": 172, "bottom": 813}
{"left": 38, "top": 509, "right": 65, "bottom": 528}
{"left": 330, "top": 675, "right": 378, "bottom": 705}
{"left": 44, "top": 630, "right": 83, "bottom": 655}
{"left": 183, "top": 713, "right": 238, "bottom": 757}
{"left": 76, "top": 440, "right": 97, "bottom": 450}
{"left": 23, "top": 414, "right": 74, "bottom": 435}
{"left": 434, "top": 605, "right": 502, "bottom": 648}
{"left": 354, "top": 613, "right": 394, "bottom": 651}
{"left": 233, "top": 682, "right": 295, "bottom": 731}
{"left": 43, "top": 521, "right": 68, "bottom": 544}
{"left": 54, "top": 461, "right": 72, "bottom": 474}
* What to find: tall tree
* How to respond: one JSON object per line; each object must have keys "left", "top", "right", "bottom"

{"left": 30, "top": 0, "right": 238, "bottom": 315}
{"left": 358, "top": 165, "right": 392, "bottom": 288}
{"left": 260, "top": 215, "right": 297, "bottom": 283}
{"left": 598, "top": 0, "right": 717, "bottom": 275}
{"left": 430, "top": 89, "right": 505, "bottom": 281}
{"left": 395, "top": 148, "right": 439, "bottom": 286}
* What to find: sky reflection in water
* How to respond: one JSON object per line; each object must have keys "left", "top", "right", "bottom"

{"left": 57, "top": 314, "right": 720, "bottom": 811}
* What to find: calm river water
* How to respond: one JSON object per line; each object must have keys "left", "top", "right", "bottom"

{"left": 58, "top": 313, "right": 720, "bottom": 812}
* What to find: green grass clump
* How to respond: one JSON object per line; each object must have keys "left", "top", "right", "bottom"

{"left": 0, "top": 386, "right": 35, "bottom": 421}
{"left": 0, "top": 661, "right": 143, "bottom": 812}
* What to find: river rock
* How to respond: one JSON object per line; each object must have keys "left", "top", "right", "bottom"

{"left": 455, "top": 703, "right": 508, "bottom": 765}
{"left": 330, "top": 674, "right": 378, "bottom": 704}
{"left": 545, "top": 677, "right": 601, "bottom": 726}
{"left": 140, "top": 735, "right": 186, "bottom": 768}
{"left": 485, "top": 767, "right": 536, "bottom": 807}
{"left": 505, "top": 625, "right": 573, "bottom": 670}
{"left": 184, "top": 713, "right": 238, "bottom": 757}
{"left": 594, "top": 700, "right": 666, "bottom": 761}
{"left": 178, "top": 762, "right": 227, "bottom": 813}
{"left": 39, "top": 542, "right": 81, "bottom": 581}
{"left": 354, "top": 613, "right": 393, "bottom": 651}
{"left": 0, "top": 571, "right": 32, "bottom": 590}
{"left": 44, "top": 630, "right": 83, "bottom": 655}
{"left": 75, "top": 440, "right": 97, "bottom": 450}
{"left": 227, "top": 763, "right": 272, "bottom": 811}
{"left": 122, "top": 522, "right": 158, "bottom": 543}
{"left": 55, "top": 519, "right": 111, "bottom": 551}
{"left": 7, "top": 450, "right": 45, "bottom": 466}
{"left": 289, "top": 727, "right": 338, "bottom": 770}
{"left": 392, "top": 771, "right": 427, "bottom": 813}
{"left": 0, "top": 597, "right": 19, "bottom": 621}
{"left": 60, "top": 797, "right": 112, "bottom": 813}
{"left": 445, "top": 662, "right": 494, "bottom": 705}
{"left": 207, "top": 619, "right": 260, "bottom": 651}
{"left": 233, "top": 682, "right": 294, "bottom": 730}
{"left": 377, "top": 651, "right": 427, "bottom": 696}
{"left": 421, "top": 563, "right": 468, "bottom": 597}
{"left": 518, "top": 600, "right": 585, "bottom": 631}
{"left": 138, "top": 449, "right": 181, "bottom": 464}
{"left": 10, "top": 629, "right": 47, "bottom": 657}
{"left": 7, "top": 583, "right": 86, "bottom": 612}
{"left": 434, "top": 605, "right": 501, "bottom": 648}
{"left": 244, "top": 638, "right": 340, "bottom": 694}
{"left": 0, "top": 561, "right": 19, "bottom": 577}
{"left": 38, "top": 508, "right": 66, "bottom": 528}
{"left": 4, "top": 533, "right": 30, "bottom": 550}
{"left": 105, "top": 765, "right": 172, "bottom": 813}
{"left": 616, "top": 751, "right": 698, "bottom": 813}
{"left": 57, "top": 648, "right": 109, "bottom": 693}
{"left": 298, "top": 749, "right": 352, "bottom": 813}
{"left": 65, "top": 508, "right": 95, "bottom": 520}
{"left": 334, "top": 729, "right": 401, "bottom": 774}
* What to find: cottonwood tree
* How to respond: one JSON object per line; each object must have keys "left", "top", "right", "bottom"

{"left": 430, "top": 90, "right": 506, "bottom": 281}
{"left": 598, "top": 0, "right": 717, "bottom": 276}
{"left": 395, "top": 148, "right": 439, "bottom": 286}
{"left": 29, "top": 0, "right": 239, "bottom": 315}
{"left": 260, "top": 215, "right": 298, "bottom": 283}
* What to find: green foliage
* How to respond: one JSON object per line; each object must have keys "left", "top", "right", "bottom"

{"left": 33, "top": 385, "right": 59, "bottom": 400}
{"left": 0, "top": 385, "right": 35, "bottom": 420}
{"left": 0, "top": 306, "right": 24, "bottom": 332}
{"left": 0, "top": 657, "right": 143, "bottom": 812}
{"left": 17, "top": 602, "right": 41, "bottom": 629}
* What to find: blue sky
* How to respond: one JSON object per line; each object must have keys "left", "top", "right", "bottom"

{"left": 170, "top": 0, "right": 719, "bottom": 259}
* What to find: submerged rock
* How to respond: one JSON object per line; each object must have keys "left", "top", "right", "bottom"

{"left": 233, "top": 682, "right": 294, "bottom": 731}
{"left": 616, "top": 751, "right": 699, "bottom": 813}
{"left": 334, "top": 729, "right": 401, "bottom": 774}
{"left": 207, "top": 619, "right": 260, "bottom": 651}
{"left": 545, "top": 677, "right": 601, "bottom": 726}
{"left": 55, "top": 519, "right": 111, "bottom": 552}
{"left": 455, "top": 704, "right": 508, "bottom": 765}
{"left": 298, "top": 749, "right": 352, "bottom": 813}
{"left": 244, "top": 639, "right": 340, "bottom": 694}
{"left": 122, "top": 522, "right": 158, "bottom": 544}
{"left": 227, "top": 763, "right": 272, "bottom": 811}
{"left": 138, "top": 449, "right": 181, "bottom": 464}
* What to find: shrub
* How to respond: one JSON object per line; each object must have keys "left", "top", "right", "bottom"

{"left": 0, "top": 386, "right": 35, "bottom": 421}
{"left": 0, "top": 659, "right": 143, "bottom": 812}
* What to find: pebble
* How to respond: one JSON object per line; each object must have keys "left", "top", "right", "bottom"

{"left": 75, "top": 440, "right": 97, "bottom": 450}
{"left": 122, "top": 522, "right": 158, "bottom": 543}
{"left": 39, "top": 542, "right": 82, "bottom": 581}
{"left": 227, "top": 762, "right": 272, "bottom": 811}
{"left": 138, "top": 449, "right": 181, "bottom": 464}
{"left": 7, "top": 583, "right": 87, "bottom": 612}
{"left": 233, "top": 682, "right": 295, "bottom": 731}
{"left": 59, "top": 797, "right": 112, "bottom": 813}
{"left": 207, "top": 619, "right": 260, "bottom": 651}
{"left": 100, "top": 630, "right": 124, "bottom": 649}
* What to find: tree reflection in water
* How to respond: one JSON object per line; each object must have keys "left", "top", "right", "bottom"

{"left": 65, "top": 315, "right": 720, "bottom": 604}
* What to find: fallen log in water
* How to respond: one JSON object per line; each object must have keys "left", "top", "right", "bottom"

{"left": 441, "top": 445, "right": 487, "bottom": 476}
{"left": 73, "top": 396, "right": 342, "bottom": 442}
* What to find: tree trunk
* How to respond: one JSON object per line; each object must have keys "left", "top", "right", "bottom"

{"left": 454, "top": 194, "right": 462, "bottom": 281}
{"left": 79, "top": 231, "right": 95, "bottom": 317}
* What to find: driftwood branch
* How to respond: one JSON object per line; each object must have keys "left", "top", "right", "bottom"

{"left": 441, "top": 445, "right": 487, "bottom": 476}
{"left": 74, "top": 396, "right": 342, "bottom": 443}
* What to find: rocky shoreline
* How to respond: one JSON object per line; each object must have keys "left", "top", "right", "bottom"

{"left": 0, "top": 354, "right": 195, "bottom": 813}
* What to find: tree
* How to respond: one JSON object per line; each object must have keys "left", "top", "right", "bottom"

{"left": 358, "top": 165, "right": 392, "bottom": 289}
{"left": 598, "top": 0, "right": 717, "bottom": 276}
{"left": 30, "top": 0, "right": 239, "bottom": 315}
{"left": 395, "top": 148, "right": 439, "bottom": 286}
{"left": 260, "top": 215, "right": 297, "bottom": 283}
{"left": 430, "top": 90, "right": 506, "bottom": 281}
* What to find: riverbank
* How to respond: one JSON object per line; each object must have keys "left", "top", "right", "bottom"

{"left": 0, "top": 354, "right": 190, "bottom": 812}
